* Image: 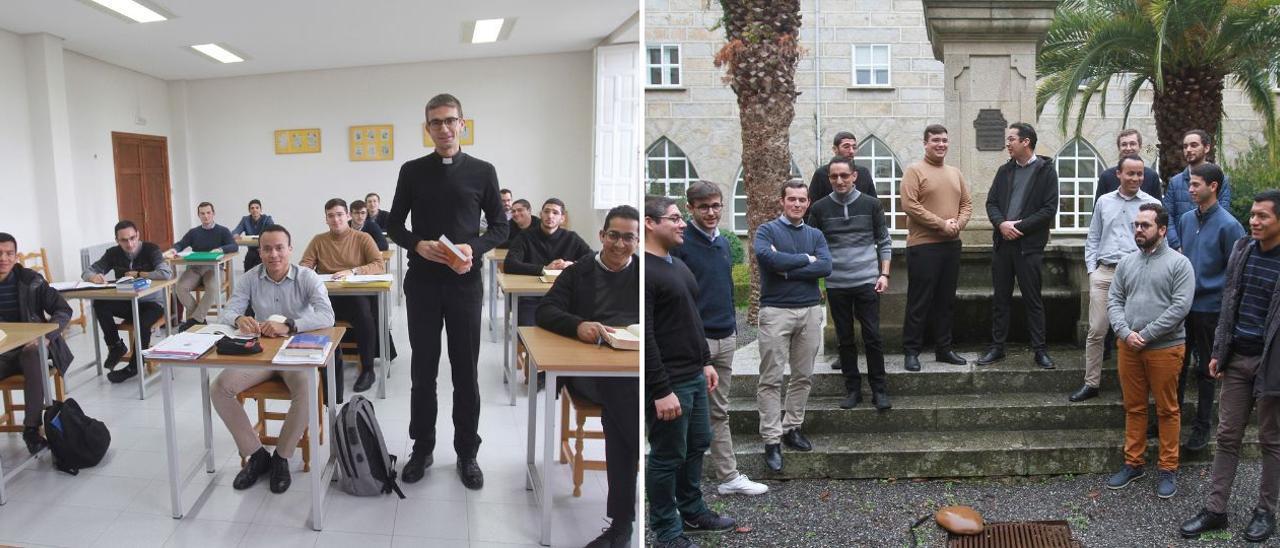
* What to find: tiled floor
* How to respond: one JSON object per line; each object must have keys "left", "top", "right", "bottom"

{"left": 0, "top": 280, "right": 635, "bottom": 547}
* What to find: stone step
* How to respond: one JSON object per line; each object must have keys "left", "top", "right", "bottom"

{"left": 732, "top": 428, "right": 1259, "bottom": 479}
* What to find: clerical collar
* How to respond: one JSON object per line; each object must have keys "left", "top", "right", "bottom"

{"left": 442, "top": 157, "right": 453, "bottom": 164}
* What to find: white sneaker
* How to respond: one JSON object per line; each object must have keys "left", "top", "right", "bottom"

{"left": 717, "top": 473, "right": 768, "bottom": 495}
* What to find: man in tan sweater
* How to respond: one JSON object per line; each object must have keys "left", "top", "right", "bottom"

{"left": 900, "top": 124, "right": 973, "bottom": 371}
{"left": 301, "top": 198, "right": 385, "bottom": 395}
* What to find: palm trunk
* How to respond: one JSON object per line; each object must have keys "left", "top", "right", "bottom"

{"left": 1152, "top": 65, "right": 1225, "bottom": 181}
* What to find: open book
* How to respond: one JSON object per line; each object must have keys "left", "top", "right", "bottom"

{"left": 195, "top": 323, "right": 255, "bottom": 340}
{"left": 51, "top": 281, "right": 111, "bottom": 291}
{"left": 319, "top": 273, "right": 393, "bottom": 284}
{"left": 539, "top": 268, "right": 563, "bottom": 284}
{"left": 603, "top": 324, "right": 641, "bottom": 351}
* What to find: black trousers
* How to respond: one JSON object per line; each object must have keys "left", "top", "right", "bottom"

{"left": 827, "top": 284, "right": 886, "bottom": 393}
{"left": 568, "top": 377, "right": 639, "bottom": 523}
{"left": 406, "top": 273, "right": 483, "bottom": 458}
{"left": 902, "top": 240, "right": 961, "bottom": 355}
{"left": 331, "top": 295, "right": 378, "bottom": 372}
{"left": 243, "top": 248, "right": 262, "bottom": 272}
{"left": 517, "top": 296, "right": 541, "bottom": 327}
{"left": 94, "top": 300, "right": 164, "bottom": 353}
{"left": 1178, "top": 311, "right": 1219, "bottom": 432}
{"left": 990, "top": 241, "right": 1047, "bottom": 351}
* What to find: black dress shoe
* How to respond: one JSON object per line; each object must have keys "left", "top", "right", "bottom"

{"left": 233, "top": 447, "right": 272, "bottom": 490}
{"left": 352, "top": 368, "right": 376, "bottom": 393}
{"left": 1034, "top": 351, "right": 1055, "bottom": 369}
{"left": 763, "top": 444, "right": 783, "bottom": 472}
{"left": 1180, "top": 508, "right": 1228, "bottom": 538}
{"left": 829, "top": 359, "right": 842, "bottom": 370}
{"left": 584, "top": 520, "right": 633, "bottom": 548}
{"left": 1184, "top": 425, "right": 1210, "bottom": 451}
{"left": 401, "top": 451, "right": 433, "bottom": 483}
{"left": 935, "top": 350, "right": 968, "bottom": 365}
{"left": 976, "top": 347, "right": 1005, "bottom": 366}
{"left": 904, "top": 354, "right": 921, "bottom": 372}
{"left": 103, "top": 341, "right": 127, "bottom": 370}
{"left": 781, "top": 428, "right": 813, "bottom": 452}
{"left": 457, "top": 457, "right": 484, "bottom": 489}
{"left": 107, "top": 363, "right": 138, "bottom": 384}
{"left": 269, "top": 451, "right": 291, "bottom": 494}
{"left": 839, "top": 391, "right": 861, "bottom": 409}
{"left": 1244, "top": 507, "right": 1276, "bottom": 542}
{"left": 22, "top": 426, "right": 47, "bottom": 455}
{"left": 872, "top": 391, "right": 892, "bottom": 410}
{"left": 1068, "top": 384, "right": 1099, "bottom": 402}
{"left": 177, "top": 318, "right": 204, "bottom": 332}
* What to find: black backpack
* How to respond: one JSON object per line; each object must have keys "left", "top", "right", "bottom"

{"left": 42, "top": 398, "right": 111, "bottom": 475}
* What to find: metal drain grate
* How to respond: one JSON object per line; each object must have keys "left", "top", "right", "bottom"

{"left": 947, "top": 520, "right": 1082, "bottom": 548}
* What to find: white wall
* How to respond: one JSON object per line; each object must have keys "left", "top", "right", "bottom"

{"left": 0, "top": 29, "right": 40, "bottom": 250}
{"left": 181, "top": 52, "right": 596, "bottom": 240}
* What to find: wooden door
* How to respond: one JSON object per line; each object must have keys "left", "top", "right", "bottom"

{"left": 112, "top": 132, "right": 174, "bottom": 246}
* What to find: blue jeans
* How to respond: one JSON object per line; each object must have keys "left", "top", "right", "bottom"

{"left": 646, "top": 373, "right": 711, "bottom": 542}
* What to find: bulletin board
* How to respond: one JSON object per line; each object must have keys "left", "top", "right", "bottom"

{"left": 274, "top": 128, "right": 321, "bottom": 154}
{"left": 350, "top": 124, "right": 394, "bottom": 161}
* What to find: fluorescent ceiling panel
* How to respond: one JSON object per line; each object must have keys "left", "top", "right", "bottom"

{"left": 472, "top": 18, "right": 504, "bottom": 43}
{"left": 88, "top": 0, "right": 167, "bottom": 23}
{"left": 191, "top": 43, "right": 244, "bottom": 63}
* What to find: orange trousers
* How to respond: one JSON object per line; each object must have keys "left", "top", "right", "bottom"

{"left": 1117, "top": 341, "right": 1184, "bottom": 471}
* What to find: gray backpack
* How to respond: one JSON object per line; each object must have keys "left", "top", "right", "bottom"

{"left": 333, "top": 395, "right": 405, "bottom": 498}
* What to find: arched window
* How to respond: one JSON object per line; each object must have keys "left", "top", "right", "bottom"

{"left": 855, "top": 136, "right": 906, "bottom": 231}
{"left": 645, "top": 137, "right": 699, "bottom": 199}
{"left": 1054, "top": 138, "right": 1104, "bottom": 231}
{"left": 732, "top": 161, "right": 803, "bottom": 234}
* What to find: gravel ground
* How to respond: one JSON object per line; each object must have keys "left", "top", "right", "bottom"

{"left": 734, "top": 308, "right": 758, "bottom": 349}
{"left": 648, "top": 462, "right": 1280, "bottom": 547}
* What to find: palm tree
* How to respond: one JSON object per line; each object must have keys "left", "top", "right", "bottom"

{"left": 1037, "top": 0, "right": 1280, "bottom": 180}
{"left": 712, "top": 0, "right": 802, "bottom": 322}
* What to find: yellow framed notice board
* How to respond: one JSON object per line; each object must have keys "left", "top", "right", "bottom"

{"left": 274, "top": 128, "right": 321, "bottom": 154}
{"left": 350, "top": 124, "right": 394, "bottom": 161}
{"left": 423, "top": 119, "right": 474, "bottom": 147}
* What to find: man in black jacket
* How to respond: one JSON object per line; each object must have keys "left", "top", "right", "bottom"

{"left": 82, "top": 220, "right": 174, "bottom": 383}
{"left": 0, "top": 232, "right": 73, "bottom": 454}
{"left": 807, "top": 131, "right": 877, "bottom": 212}
{"left": 1094, "top": 129, "right": 1163, "bottom": 200}
{"left": 977, "top": 122, "right": 1059, "bottom": 369}
{"left": 506, "top": 198, "right": 593, "bottom": 328}
{"left": 387, "top": 93, "right": 507, "bottom": 490}
{"left": 535, "top": 205, "right": 639, "bottom": 548}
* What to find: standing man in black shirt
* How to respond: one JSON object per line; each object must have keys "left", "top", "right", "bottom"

{"left": 387, "top": 93, "right": 508, "bottom": 490}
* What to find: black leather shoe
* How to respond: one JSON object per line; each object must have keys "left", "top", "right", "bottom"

{"left": 1068, "top": 384, "right": 1099, "bottom": 402}
{"left": 457, "top": 457, "right": 484, "bottom": 489}
{"left": 763, "top": 444, "right": 783, "bottom": 472}
{"left": 1180, "top": 508, "right": 1229, "bottom": 538}
{"left": 781, "top": 428, "right": 813, "bottom": 452}
{"left": 22, "top": 426, "right": 47, "bottom": 455}
{"left": 829, "top": 359, "right": 842, "bottom": 370}
{"left": 904, "top": 354, "right": 921, "bottom": 372}
{"left": 1244, "top": 507, "right": 1276, "bottom": 542}
{"left": 935, "top": 350, "right": 968, "bottom": 365}
{"left": 872, "top": 391, "right": 892, "bottom": 410}
{"left": 103, "top": 341, "right": 127, "bottom": 370}
{"left": 233, "top": 447, "right": 271, "bottom": 490}
{"left": 352, "top": 368, "right": 375, "bottom": 393}
{"left": 976, "top": 347, "right": 1005, "bottom": 366}
{"left": 1184, "top": 425, "right": 1210, "bottom": 451}
{"left": 107, "top": 363, "right": 138, "bottom": 384}
{"left": 1035, "top": 351, "right": 1055, "bottom": 369}
{"left": 584, "top": 519, "right": 633, "bottom": 548}
{"left": 269, "top": 451, "right": 291, "bottom": 494}
{"left": 401, "top": 452, "right": 433, "bottom": 483}
{"left": 177, "top": 318, "right": 203, "bottom": 332}
{"left": 839, "top": 391, "right": 861, "bottom": 409}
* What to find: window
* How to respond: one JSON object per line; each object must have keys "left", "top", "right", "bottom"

{"left": 851, "top": 44, "right": 891, "bottom": 87}
{"left": 646, "top": 44, "right": 681, "bottom": 88}
{"left": 732, "top": 161, "right": 803, "bottom": 234}
{"left": 855, "top": 137, "right": 906, "bottom": 231}
{"left": 1054, "top": 138, "right": 1104, "bottom": 231}
{"left": 646, "top": 137, "right": 698, "bottom": 199}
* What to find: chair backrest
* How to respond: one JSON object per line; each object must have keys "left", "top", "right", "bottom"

{"left": 18, "top": 248, "right": 51, "bottom": 280}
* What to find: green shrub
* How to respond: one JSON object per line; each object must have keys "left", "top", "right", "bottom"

{"left": 732, "top": 263, "right": 751, "bottom": 308}
{"left": 1226, "top": 141, "right": 1280, "bottom": 228}
{"left": 724, "top": 230, "right": 746, "bottom": 264}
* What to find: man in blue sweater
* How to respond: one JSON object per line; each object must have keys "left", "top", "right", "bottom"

{"left": 231, "top": 199, "right": 275, "bottom": 271}
{"left": 1176, "top": 162, "right": 1245, "bottom": 451}
{"left": 672, "top": 181, "right": 768, "bottom": 497}
{"left": 165, "top": 201, "right": 238, "bottom": 331}
{"left": 1164, "top": 129, "right": 1232, "bottom": 250}
{"left": 754, "top": 180, "right": 833, "bottom": 472}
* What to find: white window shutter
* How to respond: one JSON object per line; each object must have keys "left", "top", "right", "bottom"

{"left": 593, "top": 43, "right": 641, "bottom": 210}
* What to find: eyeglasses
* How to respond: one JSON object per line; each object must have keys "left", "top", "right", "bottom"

{"left": 693, "top": 203, "right": 723, "bottom": 212}
{"left": 603, "top": 231, "right": 638, "bottom": 243}
{"left": 1133, "top": 222, "right": 1156, "bottom": 230}
{"left": 828, "top": 172, "right": 854, "bottom": 180}
{"left": 427, "top": 117, "right": 462, "bottom": 129}
{"left": 657, "top": 214, "right": 685, "bottom": 224}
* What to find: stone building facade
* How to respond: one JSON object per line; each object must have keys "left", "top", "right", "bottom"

{"left": 645, "top": 0, "right": 1277, "bottom": 237}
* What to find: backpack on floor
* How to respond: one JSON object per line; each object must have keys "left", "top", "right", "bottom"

{"left": 334, "top": 395, "right": 405, "bottom": 498}
{"left": 42, "top": 398, "right": 111, "bottom": 475}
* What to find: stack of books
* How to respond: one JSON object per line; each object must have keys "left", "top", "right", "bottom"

{"left": 273, "top": 333, "right": 332, "bottom": 365}
{"left": 142, "top": 332, "right": 221, "bottom": 361}
{"left": 115, "top": 276, "right": 151, "bottom": 292}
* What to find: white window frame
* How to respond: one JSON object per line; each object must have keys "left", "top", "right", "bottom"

{"left": 854, "top": 137, "right": 906, "bottom": 233}
{"left": 732, "top": 161, "right": 803, "bottom": 235}
{"left": 645, "top": 137, "right": 698, "bottom": 199}
{"left": 851, "top": 44, "right": 892, "bottom": 88}
{"left": 646, "top": 44, "right": 683, "bottom": 89}
{"left": 1053, "top": 138, "right": 1105, "bottom": 233}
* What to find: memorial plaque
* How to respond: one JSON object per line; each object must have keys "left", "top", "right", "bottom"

{"left": 973, "top": 109, "right": 1007, "bottom": 151}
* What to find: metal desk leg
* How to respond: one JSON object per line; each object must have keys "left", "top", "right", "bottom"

{"left": 307, "top": 368, "right": 324, "bottom": 531}
{"left": 165, "top": 287, "right": 174, "bottom": 338}
{"left": 161, "top": 364, "right": 183, "bottom": 518}
{"left": 525, "top": 349, "right": 538, "bottom": 491}
{"left": 133, "top": 298, "right": 147, "bottom": 400}
{"left": 487, "top": 260, "right": 497, "bottom": 342}
{"left": 378, "top": 292, "right": 389, "bottom": 399}
{"left": 90, "top": 301, "right": 103, "bottom": 376}
{"left": 507, "top": 295, "right": 518, "bottom": 406}
{"left": 201, "top": 368, "right": 214, "bottom": 472}
{"left": 213, "top": 264, "right": 223, "bottom": 318}
{"left": 502, "top": 293, "right": 511, "bottom": 386}
{"left": 539, "top": 370, "right": 557, "bottom": 546}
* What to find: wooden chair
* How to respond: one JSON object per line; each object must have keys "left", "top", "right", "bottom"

{"left": 236, "top": 377, "right": 325, "bottom": 472}
{"left": 558, "top": 386, "right": 606, "bottom": 497}
{"left": 0, "top": 366, "right": 67, "bottom": 433}
{"left": 19, "top": 248, "right": 87, "bottom": 335}
{"left": 334, "top": 320, "right": 361, "bottom": 366}
{"left": 381, "top": 250, "right": 395, "bottom": 272}
{"left": 119, "top": 316, "right": 167, "bottom": 375}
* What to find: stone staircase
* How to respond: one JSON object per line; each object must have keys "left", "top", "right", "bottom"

{"left": 725, "top": 343, "right": 1258, "bottom": 479}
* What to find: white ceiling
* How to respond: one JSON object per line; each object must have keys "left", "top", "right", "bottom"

{"left": 0, "top": 0, "right": 638, "bottom": 80}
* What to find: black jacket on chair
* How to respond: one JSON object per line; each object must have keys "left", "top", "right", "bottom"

{"left": 8, "top": 264, "right": 74, "bottom": 374}
{"left": 986, "top": 154, "right": 1060, "bottom": 253}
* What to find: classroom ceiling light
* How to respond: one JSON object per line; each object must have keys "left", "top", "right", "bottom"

{"left": 471, "top": 18, "right": 505, "bottom": 43}
{"left": 86, "top": 0, "right": 168, "bottom": 23}
{"left": 190, "top": 43, "right": 244, "bottom": 64}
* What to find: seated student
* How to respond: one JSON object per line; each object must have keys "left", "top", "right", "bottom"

{"left": 535, "top": 205, "right": 639, "bottom": 548}
{"left": 82, "top": 220, "right": 174, "bottom": 383}
{"left": 232, "top": 199, "right": 275, "bottom": 272}
{"left": 165, "top": 202, "right": 238, "bottom": 331}
{"left": 496, "top": 199, "right": 539, "bottom": 250}
{"left": 506, "top": 198, "right": 593, "bottom": 327}
{"left": 299, "top": 198, "right": 384, "bottom": 395}
{"left": 349, "top": 200, "right": 389, "bottom": 251}
{"left": 212, "top": 224, "right": 334, "bottom": 494}
{"left": 365, "top": 192, "right": 390, "bottom": 229}
{"left": 0, "top": 232, "right": 73, "bottom": 455}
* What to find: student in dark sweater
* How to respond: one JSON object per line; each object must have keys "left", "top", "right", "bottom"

{"left": 806, "top": 132, "right": 877, "bottom": 222}
{"left": 349, "top": 199, "right": 389, "bottom": 251}
{"left": 387, "top": 94, "right": 508, "bottom": 490}
{"left": 365, "top": 192, "right": 391, "bottom": 230}
{"left": 535, "top": 205, "right": 640, "bottom": 548}
{"left": 506, "top": 198, "right": 593, "bottom": 332}
{"left": 232, "top": 199, "right": 275, "bottom": 271}
{"left": 645, "top": 195, "right": 737, "bottom": 548}
{"left": 81, "top": 220, "right": 174, "bottom": 383}
{"left": 1094, "top": 129, "right": 1163, "bottom": 200}
{"left": 166, "top": 201, "right": 238, "bottom": 331}
{"left": 496, "top": 199, "right": 538, "bottom": 250}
